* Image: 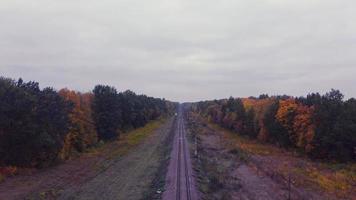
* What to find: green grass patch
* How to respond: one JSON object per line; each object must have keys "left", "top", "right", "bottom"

{"left": 125, "top": 118, "right": 166, "bottom": 146}
{"left": 105, "top": 118, "right": 167, "bottom": 160}
{"left": 88, "top": 118, "right": 168, "bottom": 173}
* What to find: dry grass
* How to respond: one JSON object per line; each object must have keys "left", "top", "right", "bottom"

{"left": 294, "top": 163, "right": 356, "bottom": 196}
{"left": 205, "top": 119, "right": 356, "bottom": 198}
{"left": 209, "top": 123, "right": 281, "bottom": 156}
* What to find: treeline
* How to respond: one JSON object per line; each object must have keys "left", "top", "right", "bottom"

{"left": 0, "top": 77, "right": 176, "bottom": 167}
{"left": 192, "top": 89, "right": 356, "bottom": 162}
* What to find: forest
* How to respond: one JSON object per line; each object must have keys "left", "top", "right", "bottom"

{"left": 0, "top": 77, "right": 176, "bottom": 168}
{"left": 191, "top": 89, "right": 356, "bottom": 162}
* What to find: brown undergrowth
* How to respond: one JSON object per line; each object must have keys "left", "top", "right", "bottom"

{"left": 186, "top": 114, "right": 243, "bottom": 200}
{"left": 194, "top": 112, "right": 355, "bottom": 199}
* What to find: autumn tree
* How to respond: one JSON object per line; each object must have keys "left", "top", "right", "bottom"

{"left": 292, "top": 104, "right": 315, "bottom": 153}
{"left": 263, "top": 100, "right": 290, "bottom": 147}
{"left": 276, "top": 99, "right": 298, "bottom": 145}
{"left": 193, "top": 89, "right": 355, "bottom": 162}
{"left": 59, "top": 89, "right": 98, "bottom": 159}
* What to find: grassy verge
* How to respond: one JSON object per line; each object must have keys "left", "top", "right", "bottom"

{"left": 89, "top": 118, "right": 169, "bottom": 172}
{"left": 109, "top": 118, "right": 168, "bottom": 159}
{"left": 143, "top": 117, "right": 177, "bottom": 200}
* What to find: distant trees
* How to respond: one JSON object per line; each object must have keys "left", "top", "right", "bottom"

{"left": 91, "top": 86, "right": 173, "bottom": 141}
{"left": 0, "top": 76, "right": 176, "bottom": 168}
{"left": 119, "top": 90, "right": 168, "bottom": 130}
{"left": 194, "top": 89, "right": 356, "bottom": 162}
{"left": 258, "top": 94, "right": 269, "bottom": 99}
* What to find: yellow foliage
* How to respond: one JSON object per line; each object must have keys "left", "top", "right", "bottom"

{"left": 58, "top": 89, "right": 98, "bottom": 160}
{"left": 293, "top": 105, "right": 315, "bottom": 152}
{"left": 276, "top": 99, "right": 298, "bottom": 135}
{"left": 275, "top": 98, "right": 315, "bottom": 152}
{"left": 242, "top": 98, "right": 276, "bottom": 142}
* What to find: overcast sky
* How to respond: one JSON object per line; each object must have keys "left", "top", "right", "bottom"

{"left": 0, "top": 0, "right": 355, "bottom": 102}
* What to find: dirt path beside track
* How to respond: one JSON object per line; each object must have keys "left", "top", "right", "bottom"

{"left": 186, "top": 114, "right": 347, "bottom": 200}
{"left": 0, "top": 118, "right": 175, "bottom": 200}
{"left": 59, "top": 118, "right": 175, "bottom": 200}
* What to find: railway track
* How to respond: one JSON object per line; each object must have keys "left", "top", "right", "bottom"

{"left": 183, "top": 117, "right": 192, "bottom": 200}
{"left": 176, "top": 117, "right": 182, "bottom": 200}
{"left": 163, "top": 108, "right": 198, "bottom": 200}
{"left": 177, "top": 116, "right": 192, "bottom": 200}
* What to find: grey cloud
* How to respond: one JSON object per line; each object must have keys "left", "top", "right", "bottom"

{"left": 0, "top": 0, "right": 355, "bottom": 102}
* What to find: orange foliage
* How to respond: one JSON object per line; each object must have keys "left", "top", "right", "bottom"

{"left": 242, "top": 98, "right": 275, "bottom": 142}
{"left": 242, "top": 98, "right": 315, "bottom": 149}
{"left": 243, "top": 98, "right": 274, "bottom": 120}
{"left": 58, "top": 89, "right": 98, "bottom": 159}
{"left": 293, "top": 105, "right": 315, "bottom": 152}
{"left": 276, "top": 99, "right": 298, "bottom": 143}
{"left": 275, "top": 98, "right": 315, "bottom": 152}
